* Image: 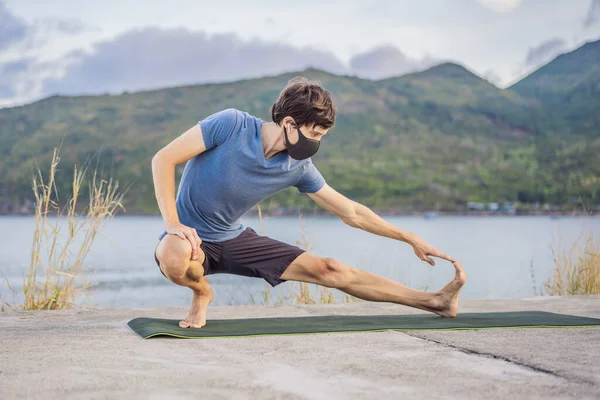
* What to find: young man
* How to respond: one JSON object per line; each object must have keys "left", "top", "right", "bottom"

{"left": 152, "top": 77, "right": 466, "bottom": 328}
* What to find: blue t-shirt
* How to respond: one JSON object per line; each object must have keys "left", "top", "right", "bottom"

{"left": 158, "top": 108, "right": 326, "bottom": 242}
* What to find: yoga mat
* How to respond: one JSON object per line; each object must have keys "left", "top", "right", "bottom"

{"left": 127, "top": 311, "right": 600, "bottom": 339}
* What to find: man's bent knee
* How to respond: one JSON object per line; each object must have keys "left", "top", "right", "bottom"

{"left": 319, "top": 257, "right": 354, "bottom": 289}
{"left": 156, "top": 235, "right": 205, "bottom": 282}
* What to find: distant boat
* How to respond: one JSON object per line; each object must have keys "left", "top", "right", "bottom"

{"left": 424, "top": 212, "right": 437, "bottom": 219}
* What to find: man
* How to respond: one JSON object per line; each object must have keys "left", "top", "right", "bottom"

{"left": 152, "top": 77, "right": 466, "bottom": 329}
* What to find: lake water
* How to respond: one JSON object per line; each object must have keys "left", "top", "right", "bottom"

{"left": 0, "top": 215, "right": 598, "bottom": 309}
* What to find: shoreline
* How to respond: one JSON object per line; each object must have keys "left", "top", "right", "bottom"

{"left": 1, "top": 210, "right": 598, "bottom": 218}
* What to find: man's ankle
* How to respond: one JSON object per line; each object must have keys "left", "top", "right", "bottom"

{"left": 192, "top": 284, "right": 214, "bottom": 299}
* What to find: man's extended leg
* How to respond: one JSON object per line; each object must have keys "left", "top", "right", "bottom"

{"left": 155, "top": 234, "right": 214, "bottom": 328}
{"left": 280, "top": 253, "right": 466, "bottom": 317}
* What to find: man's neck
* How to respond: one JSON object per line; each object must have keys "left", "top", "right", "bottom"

{"left": 261, "top": 122, "right": 286, "bottom": 159}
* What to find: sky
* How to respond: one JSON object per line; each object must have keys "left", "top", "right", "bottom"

{"left": 1, "top": 0, "right": 599, "bottom": 108}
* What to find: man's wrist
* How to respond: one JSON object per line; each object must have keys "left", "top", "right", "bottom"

{"left": 164, "top": 217, "right": 180, "bottom": 226}
{"left": 399, "top": 230, "right": 417, "bottom": 245}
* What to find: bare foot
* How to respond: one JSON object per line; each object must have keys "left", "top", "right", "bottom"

{"left": 427, "top": 261, "right": 467, "bottom": 318}
{"left": 179, "top": 288, "right": 215, "bottom": 328}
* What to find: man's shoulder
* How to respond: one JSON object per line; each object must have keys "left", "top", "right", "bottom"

{"left": 216, "top": 107, "right": 259, "bottom": 118}
{"left": 215, "top": 108, "right": 261, "bottom": 128}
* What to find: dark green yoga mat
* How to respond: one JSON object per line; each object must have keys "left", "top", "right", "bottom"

{"left": 127, "top": 311, "right": 600, "bottom": 339}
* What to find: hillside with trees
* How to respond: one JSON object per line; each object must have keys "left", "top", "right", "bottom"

{"left": 1, "top": 39, "right": 598, "bottom": 215}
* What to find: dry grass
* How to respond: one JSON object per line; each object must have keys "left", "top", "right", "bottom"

{"left": 0, "top": 148, "right": 125, "bottom": 311}
{"left": 0, "top": 269, "right": 13, "bottom": 312}
{"left": 544, "top": 228, "right": 600, "bottom": 295}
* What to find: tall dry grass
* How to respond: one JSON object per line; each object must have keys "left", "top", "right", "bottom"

{"left": 0, "top": 148, "right": 125, "bottom": 311}
{"left": 544, "top": 228, "right": 600, "bottom": 295}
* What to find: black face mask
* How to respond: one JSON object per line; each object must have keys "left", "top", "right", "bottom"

{"left": 283, "top": 123, "right": 320, "bottom": 160}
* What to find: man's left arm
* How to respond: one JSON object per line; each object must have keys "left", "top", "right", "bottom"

{"left": 307, "top": 184, "right": 457, "bottom": 266}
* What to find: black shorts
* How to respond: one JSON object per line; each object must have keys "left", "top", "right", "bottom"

{"left": 154, "top": 227, "right": 305, "bottom": 287}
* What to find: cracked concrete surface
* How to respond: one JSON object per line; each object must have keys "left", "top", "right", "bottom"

{"left": 1, "top": 296, "right": 599, "bottom": 399}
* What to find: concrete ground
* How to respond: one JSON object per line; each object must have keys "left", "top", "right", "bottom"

{"left": 1, "top": 296, "right": 599, "bottom": 400}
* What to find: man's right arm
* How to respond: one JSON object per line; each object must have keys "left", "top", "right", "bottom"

{"left": 151, "top": 124, "right": 208, "bottom": 255}
{"left": 151, "top": 108, "right": 238, "bottom": 223}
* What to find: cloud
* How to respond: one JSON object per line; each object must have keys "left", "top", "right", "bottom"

{"left": 0, "top": 81, "right": 15, "bottom": 98}
{"left": 0, "top": 1, "right": 28, "bottom": 50}
{"left": 349, "top": 45, "right": 439, "bottom": 80}
{"left": 0, "top": 2, "right": 445, "bottom": 105}
{"left": 584, "top": 0, "right": 600, "bottom": 28}
{"left": 0, "top": 54, "right": 75, "bottom": 107}
{"left": 524, "top": 38, "right": 567, "bottom": 68}
{"left": 0, "top": 58, "right": 33, "bottom": 98}
{"left": 0, "top": 58, "right": 31, "bottom": 75}
{"left": 43, "top": 30, "right": 441, "bottom": 97}
{"left": 42, "top": 28, "right": 345, "bottom": 96}
{"left": 0, "top": 1, "right": 87, "bottom": 52}
{"left": 482, "top": 69, "right": 502, "bottom": 86}
{"left": 37, "top": 18, "right": 88, "bottom": 35}
{"left": 53, "top": 19, "right": 87, "bottom": 35}
{"left": 475, "top": 0, "right": 522, "bottom": 13}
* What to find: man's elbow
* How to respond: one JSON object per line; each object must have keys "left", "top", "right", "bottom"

{"left": 151, "top": 153, "right": 171, "bottom": 175}
{"left": 340, "top": 204, "right": 360, "bottom": 227}
{"left": 151, "top": 151, "right": 169, "bottom": 167}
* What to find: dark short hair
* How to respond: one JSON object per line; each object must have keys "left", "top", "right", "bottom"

{"left": 271, "top": 77, "right": 336, "bottom": 129}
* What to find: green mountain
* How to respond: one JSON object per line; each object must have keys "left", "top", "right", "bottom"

{"left": 379, "top": 63, "right": 534, "bottom": 137}
{"left": 510, "top": 39, "right": 600, "bottom": 136}
{"left": 1, "top": 41, "right": 599, "bottom": 215}
{"left": 511, "top": 39, "right": 600, "bottom": 97}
